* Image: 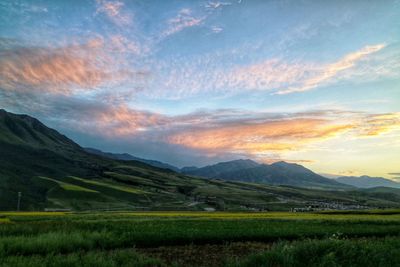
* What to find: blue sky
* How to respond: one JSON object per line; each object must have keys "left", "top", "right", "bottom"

{"left": 0, "top": 0, "right": 399, "bottom": 178}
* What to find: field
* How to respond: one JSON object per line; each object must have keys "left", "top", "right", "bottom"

{"left": 1, "top": 211, "right": 400, "bottom": 266}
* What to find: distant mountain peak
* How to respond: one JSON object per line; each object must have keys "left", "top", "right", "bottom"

{"left": 182, "top": 158, "right": 259, "bottom": 178}
{"left": 271, "top": 161, "right": 304, "bottom": 167}
{"left": 271, "top": 161, "right": 294, "bottom": 166}
{"left": 216, "top": 158, "right": 259, "bottom": 165}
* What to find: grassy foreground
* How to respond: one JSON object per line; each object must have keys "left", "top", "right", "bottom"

{"left": 1, "top": 211, "right": 400, "bottom": 266}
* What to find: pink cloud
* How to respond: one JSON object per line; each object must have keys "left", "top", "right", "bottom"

{"left": 0, "top": 39, "right": 113, "bottom": 94}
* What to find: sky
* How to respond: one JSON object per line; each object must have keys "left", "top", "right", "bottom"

{"left": 0, "top": 0, "right": 399, "bottom": 178}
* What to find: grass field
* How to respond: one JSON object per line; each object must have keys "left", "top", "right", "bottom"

{"left": 1, "top": 211, "right": 400, "bottom": 266}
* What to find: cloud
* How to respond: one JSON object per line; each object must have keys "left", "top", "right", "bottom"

{"left": 0, "top": 92, "right": 166, "bottom": 137}
{"left": 338, "top": 170, "right": 360, "bottom": 176}
{"left": 276, "top": 44, "right": 386, "bottom": 94}
{"left": 96, "top": 0, "right": 132, "bottom": 26}
{"left": 0, "top": 39, "right": 110, "bottom": 94}
{"left": 161, "top": 8, "right": 205, "bottom": 38}
{"left": 2, "top": 80, "right": 399, "bottom": 164}
{"left": 150, "top": 44, "right": 388, "bottom": 99}
{"left": 0, "top": 38, "right": 146, "bottom": 95}
{"left": 110, "top": 34, "right": 144, "bottom": 55}
{"left": 6, "top": 86, "right": 397, "bottom": 159}
{"left": 229, "top": 59, "right": 311, "bottom": 92}
{"left": 87, "top": 105, "right": 168, "bottom": 137}
{"left": 387, "top": 173, "right": 400, "bottom": 181}
{"left": 62, "top": 106, "right": 397, "bottom": 162}
{"left": 357, "top": 113, "right": 400, "bottom": 136}
{"left": 167, "top": 117, "right": 353, "bottom": 155}
{"left": 205, "top": 1, "right": 232, "bottom": 9}
{"left": 210, "top": 26, "right": 223, "bottom": 33}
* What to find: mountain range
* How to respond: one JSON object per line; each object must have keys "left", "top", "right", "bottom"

{"left": 1, "top": 108, "right": 400, "bottom": 211}
{"left": 181, "top": 160, "right": 349, "bottom": 189}
{"left": 335, "top": 176, "right": 400, "bottom": 188}
{"left": 86, "top": 148, "right": 399, "bottom": 190}
{"left": 84, "top": 149, "right": 347, "bottom": 189}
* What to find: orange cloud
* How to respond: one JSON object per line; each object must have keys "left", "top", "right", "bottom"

{"left": 168, "top": 118, "right": 353, "bottom": 155}
{"left": 65, "top": 106, "right": 399, "bottom": 159}
{"left": 43, "top": 102, "right": 398, "bottom": 160}
{"left": 357, "top": 112, "right": 400, "bottom": 136}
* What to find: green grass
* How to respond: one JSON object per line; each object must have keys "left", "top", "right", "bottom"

{"left": 0, "top": 218, "right": 10, "bottom": 224}
{"left": 1, "top": 211, "right": 400, "bottom": 266}
{"left": 37, "top": 177, "right": 99, "bottom": 193}
{"left": 230, "top": 237, "right": 400, "bottom": 267}
{"left": 0, "top": 249, "right": 162, "bottom": 267}
{"left": 69, "top": 176, "right": 147, "bottom": 194}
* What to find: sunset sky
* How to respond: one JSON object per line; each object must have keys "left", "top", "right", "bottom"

{"left": 0, "top": 0, "right": 399, "bottom": 178}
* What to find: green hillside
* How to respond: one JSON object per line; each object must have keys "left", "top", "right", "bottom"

{"left": 1, "top": 109, "right": 400, "bottom": 211}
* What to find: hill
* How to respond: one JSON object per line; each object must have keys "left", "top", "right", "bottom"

{"left": 1, "top": 109, "right": 400, "bottom": 211}
{"left": 184, "top": 160, "right": 349, "bottom": 189}
{"left": 85, "top": 147, "right": 180, "bottom": 172}
{"left": 336, "top": 175, "right": 400, "bottom": 188}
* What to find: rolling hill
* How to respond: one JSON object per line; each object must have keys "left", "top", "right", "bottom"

{"left": 1, "top": 109, "right": 400, "bottom": 211}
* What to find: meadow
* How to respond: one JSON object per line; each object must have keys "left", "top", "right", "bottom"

{"left": 1, "top": 211, "right": 400, "bottom": 266}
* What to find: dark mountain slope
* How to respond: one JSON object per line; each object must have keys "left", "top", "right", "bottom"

{"left": 182, "top": 159, "right": 260, "bottom": 178}
{"left": 85, "top": 147, "right": 180, "bottom": 172}
{"left": 0, "top": 109, "right": 80, "bottom": 152}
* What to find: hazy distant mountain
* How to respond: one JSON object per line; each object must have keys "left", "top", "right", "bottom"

{"left": 85, "top": 147, "right": 180, "bottom": 172}
{"left": 319, "top": 173, "right": 342, "bottom": 179}
{"left": 185, "top": 160, "right": 350, "bottom": 189}
{"left": 182, "top": 159, "right": 260, "bottom": 178}
{"left": 180, "top": 166, "right": 199, "bottom": 173}
{"left": 336, "top": 175, "right": 400, "bottom": 188}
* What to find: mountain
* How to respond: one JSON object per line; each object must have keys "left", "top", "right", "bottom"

{"left": 2, "top": 109, "right": 400, "bottom": 211}
{"left": 336, "top": 175, "right": 400, "bottom": 189}
{"left": 180, "top": 166, "right": 199, "bottom": 173}
{"left": 185, "top": 160, "right": 350, "bottom": 189}
{"left": 182, "top": 159, "right": 260, "bottom": 177}
{"left": 319, "top": 173, "right": 342, "bottom": 179}
{"left": 85, "top": 147, "right": 180, "bottom": 172}
{"left": 0, "top": 109, "right": 80, "bottom": 151}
